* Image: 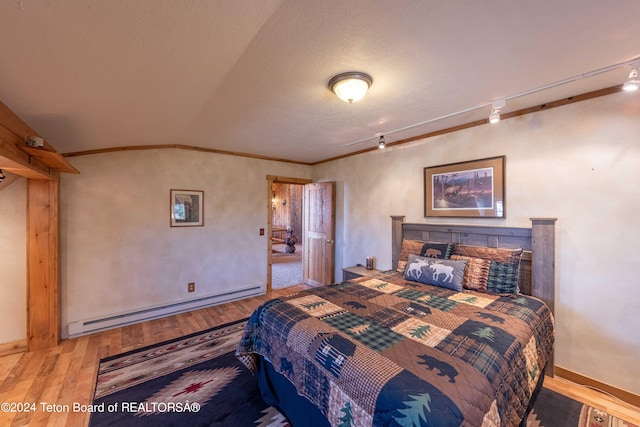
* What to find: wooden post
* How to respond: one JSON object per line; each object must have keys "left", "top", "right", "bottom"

{"left": 1, "top": 98, "right": 75, "bottom": 352}
{"left": 27, "top": 178, "right": 60, "bottom": 350}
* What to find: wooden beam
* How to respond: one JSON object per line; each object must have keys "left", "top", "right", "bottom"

{"left": 0, "top": 97, "right": 70, "bottom": 352}
{"left": 0, "top": 99, "right": 79, "bottom": 177}
{"left": 0, "top": 125, "right": 55, "bottom": 180}
{"left": 27, "top": 178, "right": 60, "bottom": 350}
{"left": 18, "top": 145, "right": 79, "bottom": 174}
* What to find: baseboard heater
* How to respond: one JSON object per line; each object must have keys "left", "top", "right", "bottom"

{"left": 67, "top": 286, "right": 262, "bottom": 338}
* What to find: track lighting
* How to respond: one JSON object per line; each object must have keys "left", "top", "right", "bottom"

{"left": 489, "top": 108, "right": 500, "bottom": 124}
{"left": 623, "top": 63, "right": 640, "bottom": 92}
{"left": 378, "top": 135, "right": 386, "bottom": 149}
{"left": 341, "top": 56, "right": 640, "bottom": 149}
{"left": 489, "top": 100, "right": 506, "bottom": 124}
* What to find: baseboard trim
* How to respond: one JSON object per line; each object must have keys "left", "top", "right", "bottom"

{"left": 555, "top": 365, "right": 640, "bottom": 408}
{"left": 67, "top": 286, "right": 263, "bottom": 338}
{"left": 0, "top": 339, "right": 27, "bottom": 357}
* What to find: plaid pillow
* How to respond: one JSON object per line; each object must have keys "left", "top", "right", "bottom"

{"left": 450, "top": 245, "right": 522, "bottom": 295}
{"left": 396, "top": 239, "right": 452, "bottom": 272}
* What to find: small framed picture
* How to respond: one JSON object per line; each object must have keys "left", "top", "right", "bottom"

{"left": 170, "top": 189, "right": 204, "bottom": 227}
{"left": 424, "top": 156, "right": 505, "bottom": 218}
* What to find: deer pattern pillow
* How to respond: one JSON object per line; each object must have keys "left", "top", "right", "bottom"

{"left": 403, "top": 253, "right": 468, "bottom": 291}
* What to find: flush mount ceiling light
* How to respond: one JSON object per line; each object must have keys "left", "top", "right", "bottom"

{"left": 623, "top": 62, "right": 640, "bottom": 92}
{"left": 489, "top": 100, "right": 506, "bottom": 124}
{"left": 328, "top": 72, "right": 373, "bottom": 103}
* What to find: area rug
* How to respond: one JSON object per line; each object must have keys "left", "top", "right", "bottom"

{"left": 90, "top": 319, "right": 637, "bottom": 427}
{"left": 89, "top": 319, "right": 286, "bottom": 426}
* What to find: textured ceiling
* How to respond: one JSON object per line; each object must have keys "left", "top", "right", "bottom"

{"left": 1, "top": 0, "right": 639, "bottom": 164}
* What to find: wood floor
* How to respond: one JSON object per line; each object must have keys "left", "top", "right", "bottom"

{"left": 1, "top": 284, "right": 639, "bottom": 427}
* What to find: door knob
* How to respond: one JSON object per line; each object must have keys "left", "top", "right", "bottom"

{"left": 326, "top": 239, "right": 334, "bottom": 244}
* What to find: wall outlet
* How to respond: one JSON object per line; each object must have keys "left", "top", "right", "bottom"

{"left": 188, "top": 282, "right": 195, "bottom": 293}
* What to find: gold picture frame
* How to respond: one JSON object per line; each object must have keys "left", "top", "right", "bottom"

{"left": 424, "top": 156, "right": 505, "bottom": 218}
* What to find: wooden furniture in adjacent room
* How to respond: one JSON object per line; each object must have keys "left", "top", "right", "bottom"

{"left": 271, "top": 226, "right": 287, "bottom": 243}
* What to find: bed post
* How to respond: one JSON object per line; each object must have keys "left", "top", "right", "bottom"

{"left": 391, "top": 216, "right": 405, "bottom": 271}
{"left": 530, "top": 218, "right": 556, "bottom": 314}
{"left": 531, "top": 218, "right": 557, "bottom": 377}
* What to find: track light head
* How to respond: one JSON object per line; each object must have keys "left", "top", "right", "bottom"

{"left": 623, "top": 66, "right": 640, "bottom": 92}
{"left": 378, "top": 135, "right": 386, "bottom": 149}
{"left": 489, "top": 108, "right": 501, "bottom": 124}
{"left": 489, "top": 100, "right": 506, "bottom": 124}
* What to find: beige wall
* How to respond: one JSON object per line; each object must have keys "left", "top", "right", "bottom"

{"left": 0, "top": 178, "right": 26, "bottom": 344}
{"left": 1, "top": 90, "right": 638, "bottom": 396}
{"left": 313, "top": 92, "right": 640, "bottom": 395}
{"left": 59, "top": 149, "right": 311, "bottom": 335}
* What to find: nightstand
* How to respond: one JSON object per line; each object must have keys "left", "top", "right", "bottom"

{"left": 342, "top": 265, "right": 383, "bottom": 281}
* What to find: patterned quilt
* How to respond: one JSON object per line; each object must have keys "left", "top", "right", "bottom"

{"left": 237, "top": 271, "right": 554, "bottom": 427}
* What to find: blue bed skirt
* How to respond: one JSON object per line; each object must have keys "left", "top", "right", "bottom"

{"left": 257, "top": 356, "right": 330, "bottom": 426}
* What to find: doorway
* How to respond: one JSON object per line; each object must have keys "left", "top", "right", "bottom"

{"left": 266, "top": 176, "right": 311, "bottom": 291}
{"left": 266, "top": 176, "right": 335, "bottom": 291}
{"left": 271, "top": 181, "right": 303, "bottom": 289}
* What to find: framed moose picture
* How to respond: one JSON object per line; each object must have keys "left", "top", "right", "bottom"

{"left": 424, "top": 156, "right": 505, "bottom": 218}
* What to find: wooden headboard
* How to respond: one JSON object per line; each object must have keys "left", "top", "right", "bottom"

{"left": 390, "top": 216, "right": 557, "bottom": 314}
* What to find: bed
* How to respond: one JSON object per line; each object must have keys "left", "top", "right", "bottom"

{"left": 237, "top": 217, "right": 556, "bottom": 426}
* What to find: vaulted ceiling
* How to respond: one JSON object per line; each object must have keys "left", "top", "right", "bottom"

{"left": 1, "top": 0, "right": 639, "bottom": 165}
